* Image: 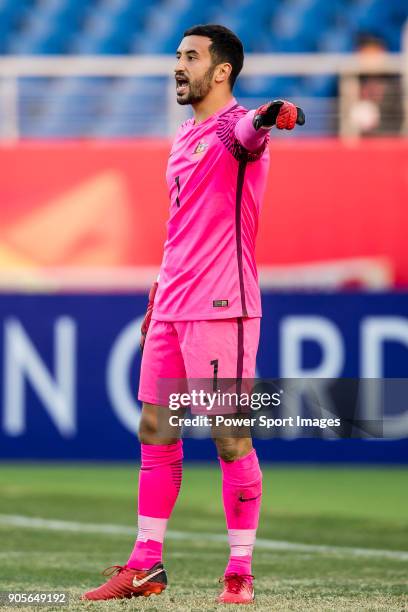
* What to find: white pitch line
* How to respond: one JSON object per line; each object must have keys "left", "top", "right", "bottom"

{"left": 0, "top": 514, "right": 407, "bottom": 561}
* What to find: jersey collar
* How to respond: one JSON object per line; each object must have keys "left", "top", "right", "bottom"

{"left": 192, "top": 98, "right": 238, "bottom": 127}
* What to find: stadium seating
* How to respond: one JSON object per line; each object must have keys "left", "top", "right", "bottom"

{"left": 0, "top": 0, "right": 406, "bottom": 136}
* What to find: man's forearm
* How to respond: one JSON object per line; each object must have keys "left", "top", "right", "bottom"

{"left": 235, "top": 110, "right": 269, "bottom": 152}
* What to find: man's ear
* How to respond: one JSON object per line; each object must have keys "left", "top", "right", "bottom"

{"left": 214, "top": 63, "right": 232, "bottom": 84}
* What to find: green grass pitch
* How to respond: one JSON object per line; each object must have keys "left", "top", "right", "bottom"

{"left": 0, "top": 464, "right": 407, "bottom": 611}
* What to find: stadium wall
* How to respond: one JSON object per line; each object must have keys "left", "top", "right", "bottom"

{"left": 0, "top": 139, "right": 407, "bottom": 285}
{"left": 0, "top": 292, "right": 407, "bottom": 463}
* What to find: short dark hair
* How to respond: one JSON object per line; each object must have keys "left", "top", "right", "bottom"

{"left": 356, "top": 32, "right": 387, "bottom": 51}
{"left": 183, "top": 24, "right": 244, "bottom": 89}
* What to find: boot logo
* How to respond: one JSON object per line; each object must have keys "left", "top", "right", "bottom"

{"left": 132, "top": 568, "right": 164, "bottom": 588}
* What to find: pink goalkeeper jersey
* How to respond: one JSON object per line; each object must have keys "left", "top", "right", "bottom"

{"left": 153, "top": 98, "right": 270, "bottom": 322}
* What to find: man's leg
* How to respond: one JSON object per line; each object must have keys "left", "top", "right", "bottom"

{"left": 82, "top": 319, "right": 186, "bottom": 600}
{"left": 175, "top": 317, "right": 262, "bottom": 603}
{"left": 129, "top": 319, "right": 186, "bottom": 570}
{"left": 215, "top": 437, "right": 262, "bottom": 577}
{"left": 127, "top": 403, "right": 183, "bottom": 570}
{"left": 214, "top": 436, "right": 262, "bottom": 604}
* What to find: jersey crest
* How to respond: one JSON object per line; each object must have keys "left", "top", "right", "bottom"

{"left": 193, "top": 140, "right": 209, "bottom": 155}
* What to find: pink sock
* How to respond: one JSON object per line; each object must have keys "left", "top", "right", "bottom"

{"left": 219, "top": 449, "right": 262, "bottom": 576}
{"left": 128, "top": 441, "right": 183, "bottom": 570}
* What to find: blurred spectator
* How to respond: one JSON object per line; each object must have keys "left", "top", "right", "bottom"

{"left": 349, "top": 34, "right": 404, "bottom": 136}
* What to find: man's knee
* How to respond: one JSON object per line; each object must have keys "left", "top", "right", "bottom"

{"left": 214, "top": 437, "right": 253, "bottom": 462}
{"left": 138, "top": 403, "right": 180, "bottom": 445}
{"left": 138, "top": 412, "right": 158, "bottom": 444}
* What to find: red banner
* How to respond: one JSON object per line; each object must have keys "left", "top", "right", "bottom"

{"left": 0, "top": 139, "right": 407, "bottom": 286}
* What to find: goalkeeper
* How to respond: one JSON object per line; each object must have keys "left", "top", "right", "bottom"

{"left": 82, "top": 23, "right": 304, "bottom": 604}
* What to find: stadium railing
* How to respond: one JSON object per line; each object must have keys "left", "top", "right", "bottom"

{"left": 0, "top": 23, "right": 407, "bottom": 140}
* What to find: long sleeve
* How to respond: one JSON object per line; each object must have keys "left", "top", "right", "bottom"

{"left": 234, "top": 110, "right": 270, "bottom": 153}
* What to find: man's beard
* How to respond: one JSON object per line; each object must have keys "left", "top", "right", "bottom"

{"left": 177, "top": 65, "right": 215, "bottom": 105}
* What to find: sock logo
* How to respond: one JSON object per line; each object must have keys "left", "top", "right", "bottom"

{"left": 132, "top": 567, "right": 164, "bottom": 588}
{"left": 238, "top": 494, "right": 261, "bottom": 503}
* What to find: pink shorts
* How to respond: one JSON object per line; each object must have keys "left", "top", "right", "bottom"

{"left": 138, "top": 317, "right": 260, "bottom": 406}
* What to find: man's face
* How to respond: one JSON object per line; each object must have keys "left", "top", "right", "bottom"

{"left": 174, "top": 35, "right": 216, "bottom": 105}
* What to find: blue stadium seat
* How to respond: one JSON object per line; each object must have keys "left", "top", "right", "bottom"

{"left": 91, "top": 116, "right": 166, "bottom": 137}
{"left": 302, "top": 75, "right": 337, "bottom": 97}
{"left": 19, "top": 76, "right": 54, "bottom": 136}
{"left": 39, "top": 0, "right": 90, "bottom": 25}
{"left": 382, "top": 23, "right": 405, "bottom": 51}
{"left": 0, "top": 0, "right": 31, "bottom": 15}
{"left": 2, "top": 0, "right": 406, "bottom": 57}
{"left": 318, "top": 27, "right": 354, "bottom": 53}
{"left": 7, "top": 9, "right": 76, "bottom": 54}
{"left": 236, "top": 75, "right": 303, "bottom": 99}
{"left": 2, "top": 0, "right": 407, "bottom": 136}
{"left": 0, "top": 0, "right": 31, "bottom": 51}
{"left": 72, "top": 35, "right": 130, "bottom": 54}
{"left": 271, "top": 0, "right": 336, "bottom": 52}
{"left": 0, "top": 0, "right": 26, "bottom": 25}
{"left": 97, "top": 0, "right": 153, "bottom": 26}
{"left": 8, "top": 32, "right": 67, "bottom": 54}
{"left": 91, "top": 76, "right": 167, "bottom": 137}
{"left": 23, "top": 76, "right": 109, "bottom": 137}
